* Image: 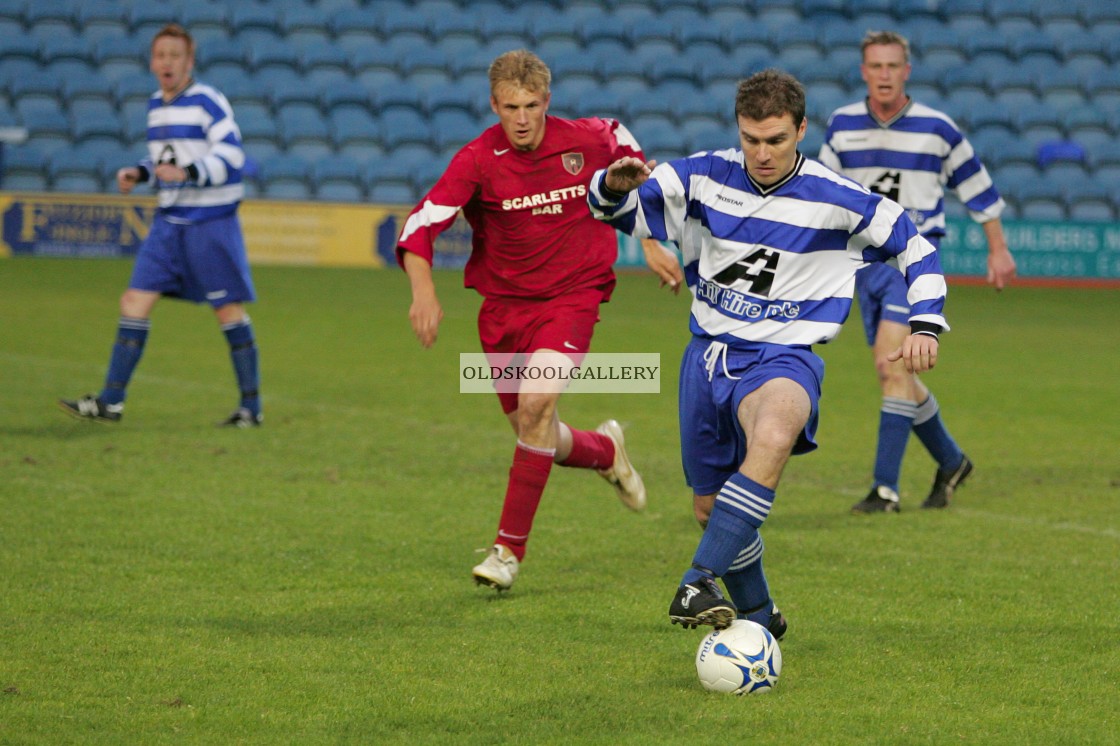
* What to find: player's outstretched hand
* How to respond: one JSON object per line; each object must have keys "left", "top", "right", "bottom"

{"left": 604, "top": 157, "right": 657, "bottom": 194}
{"left": 887, "top": 333, "right": 939, "bottom": 373}
{"left": 641, "top": 239, "right": 684, "bottom": 295}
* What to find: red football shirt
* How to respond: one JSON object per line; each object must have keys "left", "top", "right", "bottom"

{"left": 396, "top": 116, "right": 644, "bottom": 301}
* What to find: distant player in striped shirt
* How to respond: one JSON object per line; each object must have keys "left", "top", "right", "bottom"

{"left": 398, "top": 50, "right": 674, "bottom": 593}
{"left": 819, "top": 31, "right": 1016, "bottom": 513}
{"left": 59, "top": 24, "right": 261, "bottom": 427}
{"left": 589, "top": 69, "right": 948, "bottom": 634}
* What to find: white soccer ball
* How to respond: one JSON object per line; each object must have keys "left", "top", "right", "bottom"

{"left": 695, "top": 619, "right": 782, "bottom": 695}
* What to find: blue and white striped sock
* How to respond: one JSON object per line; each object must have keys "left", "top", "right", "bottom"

{"left": 913, "top": 393, "right": 964, "bottom": 471}
{"left": 682, "top": 473, "right": 775, "bottom": 585}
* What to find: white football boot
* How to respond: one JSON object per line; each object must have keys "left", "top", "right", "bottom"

{"left": 472, "top": 544, "right": 519, "bottom": 591}
{"left": 595, "top": 419, "right": 647, "bottom": 512}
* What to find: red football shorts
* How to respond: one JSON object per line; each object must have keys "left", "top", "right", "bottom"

{"left": 477, "top": 288, "right": 606, "bottom": 414}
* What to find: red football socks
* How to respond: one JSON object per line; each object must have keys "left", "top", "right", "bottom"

{"left": 558, "top": 427, "right": 615, "bottom": 470}
{"left": 495, "top": 442, "right": 555, "bottom": 561}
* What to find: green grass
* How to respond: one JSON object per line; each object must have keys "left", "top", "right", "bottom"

{"left": 1, "top": 257, "right": 1117, "bottom": 744}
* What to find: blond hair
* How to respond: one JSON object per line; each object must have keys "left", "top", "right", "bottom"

{"left": 488, "top": 49, "right": 551, "bottom": 96}
{"left": 861, "top": 30, "right": 910, "bottom": 62}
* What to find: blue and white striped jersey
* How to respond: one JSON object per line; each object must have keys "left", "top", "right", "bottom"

{"left": 588, "top": 150, "right": 947, "bottom": 347}
{"left": 818, "top": 99, "right": 1003, "bottom": 238}
{"left": 139, "top": 81, "right": 244, "bottom": 222}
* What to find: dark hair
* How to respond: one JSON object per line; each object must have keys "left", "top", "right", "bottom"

{"left": 152, "top": 23, "right": 195, "bottom": 57}
{"left": 735, "top": 69, "right": 806, "bottom": 126}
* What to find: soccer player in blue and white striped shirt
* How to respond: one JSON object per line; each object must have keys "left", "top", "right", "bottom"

{"left": 589, "top": 69, "right": 948, "bottom": 634}
{"left": 60, "top": 24, "right": 261, "bottom": 428}
{"left": 819, "top": 31, "right": 1016, "bottom": 513}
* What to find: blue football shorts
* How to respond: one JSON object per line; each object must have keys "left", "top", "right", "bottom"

{"left": 678, "top": 336, "right": 824, "bottom": 495}
{"left": 854, "top": 262, "right": 911, "bottom": 346}
{"left": 129, "top": 212, "right": 256, "bottom": 308}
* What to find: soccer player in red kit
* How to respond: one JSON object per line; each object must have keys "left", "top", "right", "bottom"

{"left": 398, "top": 49, "right": 681, "bottom": 592}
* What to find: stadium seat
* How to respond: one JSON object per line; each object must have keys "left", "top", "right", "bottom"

{"left": 991, "top": 162, "right": 1041, "bottom": 193}
{"left": 671, "top": 86, "right": 722, "bottom": 123}
{"left": 774, "top": 24, "right": 825, "bottom": 67}
{"left": 375, "top": 78, "right": 425, "bottom": 115}
{"left": 69, "top": 99, "right": 124, "bottom": 144}
{"left": 989, "top": 66, "right": 1040, "bottom": 109}
{"left": 178, "top": 3, "right": 230, "bottom": 42}
{"left": 217, "top": 75, "right": 267, "bottom": 107}
{"left": 1035, "top": 139, "right": 1086, "bottom": 168}
{"left": 368, "top": 181, "right": 416, "bottom": 205}
{"left": 0, "top": 13, "right": 25, "bottom": 44}
{"left": 1, "top": 143, "right": 51, "bottom": 192}
{"left": 312, "top": 154, "right": 365, "bottom": 201}
{"left": 277, "top": 104, "right": 330, "bottom": 153}
{"left": 1080, "top": 3, "right": 1120, "bottom": 27}
{"left": 332, "top": 7, "right": 381, "bottom": 51}
{"left": 76, "top": 0, "right": 127, "bottom": 41}
{"left": 350, "top": 46, "right": 401, "bottom": 89}
{"left": 1014, "top": 104, "right": 1065, "bottom": 147}
{"left": 61, "top": 68, "right": 115, "bottom": 103}
{"left": 797, "top": 0, "right": 847, "bottom": 21}
{"left": 1063, "top": 180, "right": 1114, "bottom": 222}
{"left": 230, "top": 4, "right": 279, "bottom": 35}
{"left": 1062, "top": 107, "right": 1114, "bottom": 150}
{"left": 675, "top": 18, "right": 724, "bottom": 49}
{"left": 127, "top": 4, "right": 172, "bottom": 39}
{"left": 94, "top": 35, "right": 145, "bottom": 82}
{"left": 280, "top": 5, "right": 332, "bottom": 46}
{"left": 330, "top": 106, "right": 381, "bottom": 153}
{"left": 247, "top": 43, "right": 300, "bottom": 76}
{"left": 196, "top": 37, "right": 247, "bottom": 78}
{"left": 40, "top": 34, "right": 92, "bottom": 68}
{"left": 1038, "top": 66, "right": 1087, "bottom": 110}
{"left": 322, "top": 79, "right": 375, "bottom": 113}
{"left": 23, "top": 1, "right": 76, "bottom": 35}
{"left": 1055, "top": 31, "right": 1109, "bottom": 68}
{"left": 681, "top": 119, "right": 732, "bottom": 156}
{"left": 259, "top": 67, "right": 316, "bottom": 110}
{"left": 380, "top": 109, "right": 433, "bottom": 149}
{"left": 261, "top": 156, "right": 312, "bottom": 200}
{"left": 984, "top": 136, "right": 1038, "bottom": 169}
{"left": 430, "top": 109, "right": 480, "bottom": 152}
{"left": 1013, "top": 180, "right": 1066, "bottom": 220}
{"left": 631, "top": 117, "right": 687, "bottom": 161}
{"left": 422, "top": 81, "right": 478, "bottom": 119}
{"left": 1, "top": 35, "right": 40, "bottom": 65}
{"left": 237, "top": 108, "right": 280, "bottom": 149}
{"left": 299, "top": 43, "right": 351, "bottom": 85}
{"left": 1086, "top": 139, "right": 1120, "bottom": 174}
{"left": 9, "top": 70, "right": 61, "bottom": 104}
{"left": 380, "top": 6, "right": 431, "bottom": 43}
{"left": 47, "top": 140, "right": 116, "bottom": 193}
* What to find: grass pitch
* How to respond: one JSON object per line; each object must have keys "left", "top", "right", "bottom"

{"left": 1, "top": 257, "right": 1117, "bottom": 744}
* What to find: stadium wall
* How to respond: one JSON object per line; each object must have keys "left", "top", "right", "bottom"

{"left": 2, "top": 190, "right": 1119, "bottom": 284}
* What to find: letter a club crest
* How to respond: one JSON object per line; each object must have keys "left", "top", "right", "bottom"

{"left": 561, "top": 152, "right": 584, "bottom": 175}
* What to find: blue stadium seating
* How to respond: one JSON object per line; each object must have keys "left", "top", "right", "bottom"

{"left": 0, "top": 0, "right": 1116, "bottom": 208}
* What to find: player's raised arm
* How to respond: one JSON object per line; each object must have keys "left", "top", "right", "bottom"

{"left": 602, "top": 157, "right": 657, "bottom": 194}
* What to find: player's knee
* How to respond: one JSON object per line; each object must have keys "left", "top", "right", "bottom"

{"left": 750, "top": 422, "right": 800, "bottom": 457}
{"left": 516, "top": 392, "right": 556, "bottom": 428}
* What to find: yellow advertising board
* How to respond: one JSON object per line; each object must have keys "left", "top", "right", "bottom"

{"left": 0, "top": 191, "right": 443, "bottom": 268}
